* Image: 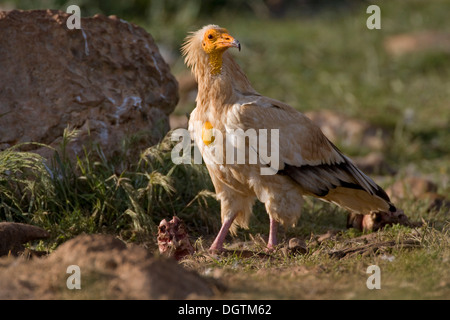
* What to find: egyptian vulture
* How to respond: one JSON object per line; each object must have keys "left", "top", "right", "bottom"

{"left": 182, "top": 25, "right": 396, "bottom": 251}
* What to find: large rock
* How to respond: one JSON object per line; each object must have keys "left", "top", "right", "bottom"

{"left": 0, "top": 10, "right": 178, "bottom": 161}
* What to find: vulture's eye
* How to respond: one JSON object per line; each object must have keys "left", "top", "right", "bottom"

{"left": 208, "top": 34, "right": 213, "bottom": 39}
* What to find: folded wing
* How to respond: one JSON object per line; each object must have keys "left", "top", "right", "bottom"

{"left": 229, "top": 96, "right": 396, "bottom": 214}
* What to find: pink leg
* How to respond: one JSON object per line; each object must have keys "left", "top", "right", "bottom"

{"left": 267, "top": 217, "right": 279, "bottom": 251}
{"left": 209, "top": 216, "right": 236, "bottom": 252}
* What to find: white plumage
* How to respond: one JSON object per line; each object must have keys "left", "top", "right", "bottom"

{"left": 182, "top": 25, "right": 396, "bottom": 251}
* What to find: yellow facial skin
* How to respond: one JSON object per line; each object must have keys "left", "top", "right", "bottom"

{"left": 202, "top": 121, "right": 215, "bottom": 145}
{"left": 201, "top": 28, "right": 241, "bottom": 75}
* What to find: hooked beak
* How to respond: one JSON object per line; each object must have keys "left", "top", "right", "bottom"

{"left": 235, "top": 39, "right": 241, "bottom": 51}
{"left": 218, "top": 34, "right": 241, "bottom": 51}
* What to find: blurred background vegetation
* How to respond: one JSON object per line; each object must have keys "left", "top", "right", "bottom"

{"left": 0, "top": 0, "right": 449, "bottom": 245}
{"left": 3, "top": 0, "right": 448, "bottom": 163}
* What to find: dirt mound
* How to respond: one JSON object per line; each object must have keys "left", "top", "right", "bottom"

{"left": 0, "top": 222, "right": 49, "bottom": 256}
{"left": 0, "top": 234, "right": 218, "bottom": 299}
{"left": 0, "top": 10, "right": 178, "bottom": 161}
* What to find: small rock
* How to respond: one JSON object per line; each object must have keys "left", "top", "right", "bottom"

{"left": 175, "top": 71, "right": 198, "bottom": 109}
{"left": 419, "top": 192, "right": 450, "bottom": 213}
{"left": 0, "top": 222, "right": 49, "bottom": 257}
{"left": 169, "top": 114, "right": 188, "bottom": 129}
{"left": 386, "top": 177, "right": 438, "bottom": 202}
{"left": 317, "top": 230, "right": 338, "bottom": 243}
{"left": 288, "top": 237, "right": 308, "bottom": 255}
{"left": 0, "top": 10, "right": 178, "bottom": 163}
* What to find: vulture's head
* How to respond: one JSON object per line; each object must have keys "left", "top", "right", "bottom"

{"left": 201, "top": 26, "right": 241, "bottom": 54}
{"left": 182, "top": 24, "right": 241, "bottom": 77}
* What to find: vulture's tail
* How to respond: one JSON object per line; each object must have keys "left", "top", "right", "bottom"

{"left": 281, "top": 146, "right": 396, "bottom": 215}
